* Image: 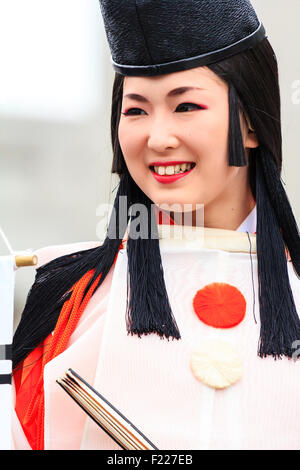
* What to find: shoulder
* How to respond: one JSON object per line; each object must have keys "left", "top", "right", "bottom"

{"left": 33, "top": 240, "right": 103, "bottom": 269}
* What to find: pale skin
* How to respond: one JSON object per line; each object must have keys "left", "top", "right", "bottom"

{"left": 118, "top": 66, "right": 259, "bottom": 230}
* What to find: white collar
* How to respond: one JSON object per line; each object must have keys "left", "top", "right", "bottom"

{"left": 236, "top": 205, "right": 257, "bottom": 233}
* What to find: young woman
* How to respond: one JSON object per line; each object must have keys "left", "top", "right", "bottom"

{"left": 12, "top": 0, "right": 300, "bottom": 450}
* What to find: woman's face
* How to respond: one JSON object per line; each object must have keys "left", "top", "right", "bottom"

{"left": 118, "top": 66, "right": 257, "bottom": 215}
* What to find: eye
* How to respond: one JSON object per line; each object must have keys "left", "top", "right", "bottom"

{"left": 121, "top": 102, "right": 205, "bottom": 116}
{"left": 122, "top": 108, "right": 147, "bottom": 116}
{"left": 176, "top": 103, "right": 204, "bottom": 112}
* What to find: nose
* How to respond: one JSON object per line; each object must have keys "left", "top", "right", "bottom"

{"left": 147, "top": 118, "right": 180, "bottom": 153}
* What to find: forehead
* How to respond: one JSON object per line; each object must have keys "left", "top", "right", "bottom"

{"left": 122, "top": 66, "right": 227, "bottom": 96}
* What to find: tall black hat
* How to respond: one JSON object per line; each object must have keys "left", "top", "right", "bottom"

{"left": 99, "top": 0, "right": 266, "bottom": 76}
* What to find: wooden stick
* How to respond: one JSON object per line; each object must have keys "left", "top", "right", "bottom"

{"left": 15, "top": 254, "right": 38, "bottom": 267}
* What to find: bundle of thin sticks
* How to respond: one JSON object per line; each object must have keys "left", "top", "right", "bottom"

{"left": 57, "top": 369, "right": 158, "bottom": 450}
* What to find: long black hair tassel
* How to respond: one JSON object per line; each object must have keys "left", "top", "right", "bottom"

{"left": 12, "top": 174, "right": 130, "bottom": 369}
{"left": 259, "top": 147, "right": 300, "bottom": 278}
{"left": 228, "top": 84, "right": 248, "bottom": 167}
{"left": 125, "top": 178, "right": 181, "bottom": 340}
{"left": 256, "top": 150, "right": 300, "bottom": 358}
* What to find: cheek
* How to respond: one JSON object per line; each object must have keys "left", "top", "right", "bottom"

{"left": 190, "top": 111, "right": 229, "bottom": 169}
{"left": 118, "top": 124, "right": 148, "bottom": 187}
{"left": 118, "top": 123, "right": 144, "bottom": 161}
{"left": 205, "top": 108, "right": 229, "bottom": 148}
{"left": 192, "top": 100, "right": 228, "bottom": 140}
{"left": 118, "top": 124, "right": 132, "bottom": 161}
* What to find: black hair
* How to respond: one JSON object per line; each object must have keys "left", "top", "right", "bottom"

{"left": 13, "top": 38, "right": 300, "bottom": 368}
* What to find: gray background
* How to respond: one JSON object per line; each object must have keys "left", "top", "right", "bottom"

{"left": 0, "top": 0, "right": 299, "bottom": 328}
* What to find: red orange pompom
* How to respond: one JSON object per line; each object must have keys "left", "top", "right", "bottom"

{"left": 193, "top": 282, "right": 246, "bottom": 328}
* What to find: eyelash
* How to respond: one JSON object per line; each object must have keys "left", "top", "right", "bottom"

{"left": 121, "top": 103, "right": 205, "bottom": 116}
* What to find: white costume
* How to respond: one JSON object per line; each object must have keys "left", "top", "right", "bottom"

{"left": 12, "top": 207, "right": 300, "bottom": 450}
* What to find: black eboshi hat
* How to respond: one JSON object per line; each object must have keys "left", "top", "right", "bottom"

{"left": 98, "top": 0, "right": 267, "bottom": 76}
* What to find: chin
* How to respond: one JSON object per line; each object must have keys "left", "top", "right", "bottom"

{"left": 155, "top": 199, "right": 203, "bottom": 213}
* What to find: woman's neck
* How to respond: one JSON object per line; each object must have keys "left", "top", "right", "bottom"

{"left": 167, "top": 170, "right": 256, "bottom": 230}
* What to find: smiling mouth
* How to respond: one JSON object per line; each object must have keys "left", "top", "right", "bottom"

{"left": 149, "top": 162, "right": 196, "bottom": 176}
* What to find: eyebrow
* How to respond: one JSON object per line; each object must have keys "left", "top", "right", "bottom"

{"left": 123, "top": 86, "right": 206, "bottom": 102}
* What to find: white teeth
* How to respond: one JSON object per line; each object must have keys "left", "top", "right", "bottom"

{"left": 152, "top": 163, "right": 193, "bottom": 175}
{"left": 165, "top": 166, "right": 174, "bottom": 175}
